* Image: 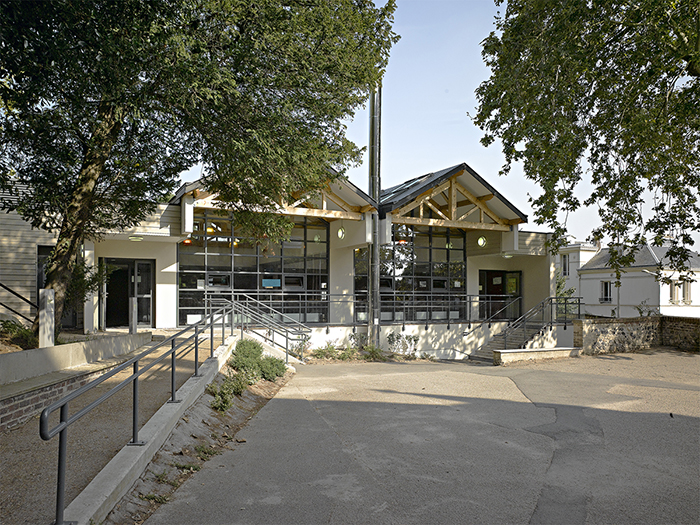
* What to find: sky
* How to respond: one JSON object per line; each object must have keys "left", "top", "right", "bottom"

{"left": 181, "top": 0, "right": 698, "bottom": 247}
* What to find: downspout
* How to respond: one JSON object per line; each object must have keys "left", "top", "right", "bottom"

{"left": 368, "top": 85, "right": 381, "bottom": 348}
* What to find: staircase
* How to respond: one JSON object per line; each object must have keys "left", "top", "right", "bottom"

{"left": 469, "top": 297, "right": 582, "bottom": 363}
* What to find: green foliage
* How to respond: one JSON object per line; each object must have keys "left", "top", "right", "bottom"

{"left": 555, "top": 270, "right": 576, "bottom": 298}
{"left": 348, "top": 332, "right": 369, "bottom": 351}
{"left": 207, "top": 370, "right": 247, "bottom": 412}
{"left": 139, "top": 494, "right": 169, "bottom": 504}
{"left": 474, "top": 0, "right": 699, "bottom": 278}
{"left": 230, "top": 339, "right": 264, "bottom": 383}
{"left": 259, "top": 355, "right": 287, "bottom": 382}
{"left": 386, "top": 332, "right": 419, "bottom": 356}
{"left": 194, "top": 444, "right": 220, "bottom": 461}
{"left": 172, "top": 462, "right": 201, "bottom": 472}
{"left": 0, "top": 0, "right": 399, "bottom": 327}
{"left": 0, "top": 320, "right": 38, "bottom": 350}
{"left": 362, "top": 344, "right": 386, "bottom": 362}
{"left": 337, "top": 345, "right": 358, "bottom": 361}
{"left": 312, "top": 341, "right": 340, "bottom": 359}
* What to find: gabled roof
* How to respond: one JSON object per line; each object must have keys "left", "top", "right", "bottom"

{"left": 379, "top": 163, "right": 528, "bottom": 224}
{"left": 580, "top": 245, "right": 700, "bottom": 271}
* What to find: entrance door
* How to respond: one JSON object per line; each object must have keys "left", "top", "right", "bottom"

{"left": 479, "top": 270, "right": 522, "bottom": 320}
{"left": 103, "top": 259, "right": 154, "bottom": 327}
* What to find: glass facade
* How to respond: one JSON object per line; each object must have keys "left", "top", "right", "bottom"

{"left": 178, "top": 211, "right": 329, "bottom": 325}
{"left": 354, "top": 224, "right": 468, "bottom": 323}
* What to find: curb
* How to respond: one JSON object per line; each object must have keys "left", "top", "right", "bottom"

{"left": 63, "top": 336, "right": 237, "bottom": 525}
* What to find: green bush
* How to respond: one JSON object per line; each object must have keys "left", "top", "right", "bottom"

{"left": 207, "top": 370, "right": 248, "bottom": 412}
{"left": 0, "top": 320, "right": 38, "bottom": 350}
{"left": 337, "top": 345, "right": 358, "bottom": 361}
{"left": 259, "top": 356, "right": 287, "bottom": 381}
{"left": 348, "top": 332, "right": 368, "bottom": 351}
{"left": 230, "top": 339, "right": 264, "bottom": 382}
{"left": 363, "top": 344, "right": 386, "bottom": 361}
{"left": 312, "top": 341, "right": 338, "bottom": 359}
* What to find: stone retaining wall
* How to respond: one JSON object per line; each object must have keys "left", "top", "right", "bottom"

{"left": 574, "top": 316, "right": 699, "bottom": 355}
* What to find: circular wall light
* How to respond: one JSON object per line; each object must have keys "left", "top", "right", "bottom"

{"left": 477, "top": 236, "right": 487, "bottom": 248}
{"left": 337, "top": 227, "right": 346, "bottom": 240}
{"left": 129, "top": 236, "right": 143, "bottom": 242}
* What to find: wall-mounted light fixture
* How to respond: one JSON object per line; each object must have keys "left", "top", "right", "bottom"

{"left": 129, "top": 236, "right": 143, "bottom": 242}
{"left": 337, "top": 226, "right": 345, "bottom": 240}
{"left": 477, "top": 236, "right": 487, "bottom": 248}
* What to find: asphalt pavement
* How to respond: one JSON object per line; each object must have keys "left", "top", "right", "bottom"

{"left": 145, "top": 350, "right": 700, "bottom": 525}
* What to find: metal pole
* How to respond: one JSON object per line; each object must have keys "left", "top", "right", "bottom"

{"left": 129, "top": 360, "right": 144, "bottom": 445}
{"left": 194, "top": 324, "right": 200, "bottom": 377}
{"left": 55, "top": 404, "right": 69, "bottom": 525}
{"left": 221, "top": 309, "right": 225, "bottom": 345}
{"left": 210, "top": 312, "right": 214, "bottom": 357}
{"left": 169, "top": 339, "right": 179, "bottom": 403}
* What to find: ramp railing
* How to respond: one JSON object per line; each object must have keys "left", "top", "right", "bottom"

{"left": 39, "top": 301, "right": 236, "bottom": 525}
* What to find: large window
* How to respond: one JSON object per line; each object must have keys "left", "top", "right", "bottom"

{"left": 354, "top": 224, "right": 467, "bottom": 323}
{"left": 178, "top": 212, "right": 329, "bottom": 325}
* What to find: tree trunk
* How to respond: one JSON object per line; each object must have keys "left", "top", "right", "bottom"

{"left": 32, "top": 102, "right": 124, "bottom": 335}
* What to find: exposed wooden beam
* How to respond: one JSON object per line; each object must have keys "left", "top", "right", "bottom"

{"left": 453, "top": 181, "right": 506, "bottom": 226}
{"left": 393, "top": 179, "right": 452, "bottom": 218}
{"left": 425, "top": 199, "right": 449, "bottom": 220}
{"left": 322, "top": 189, "right": 362, "bottom": 212}
{"left": 280, "top": 206, "right": 363, "bottom": 221}
{"left": 392, "top": 215, "right": 510, "bottom": 231}
{"left": 477, "top": 194, "right": 494, "bottom": 202}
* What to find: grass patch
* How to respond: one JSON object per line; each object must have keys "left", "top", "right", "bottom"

{"left": 139, "top": 493, "right": 169, "bottom": 504}
{"left": 172, "top": 462, "right": 201, "bottom": 472}
{"left": 195, "top": 444, "right": 220, "bottom": 461}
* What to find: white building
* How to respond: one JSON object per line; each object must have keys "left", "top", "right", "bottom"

{"left": 573, "top": 244, "right": 700, "bottom": 318}
{"left": 1, "top": 163, "right": 558, "bottom": 355}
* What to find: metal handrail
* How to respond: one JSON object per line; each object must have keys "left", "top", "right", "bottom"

{"left": 0, "top": 281, "right": 38, "bottom": 323}
{"left": 207, "top": 293, "right": 311, "bottom": 362}
{"left": 462, "top": 296, "right": 522, "bottom": 337}
{"left": 502, "top": 296, "right": 583, "bottom": 350}
{"left": 39, "top": 302, "right": 235, "bottom": 525}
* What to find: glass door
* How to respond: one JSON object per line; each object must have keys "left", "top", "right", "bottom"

{"left": 135, "top": 260, "right": 153, "bottom": 326}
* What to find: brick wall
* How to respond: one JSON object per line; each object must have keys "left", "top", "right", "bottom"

{"left": 573, "top": 316, "right": 700, "bottom": 355}
{"left": 0, "top": 368, "right": 111, "bottom": 432}
{"left": 661, "top": 316, "right": 700, "bottom": 351}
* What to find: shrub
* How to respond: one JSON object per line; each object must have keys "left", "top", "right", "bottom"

{"left": 386, "top": 332, "right": 419, "bottom": 357}
{"left": 363, "top": 344, "right": 386, "bottom": 362}
{"left": 259, "top": 356, "right": 286, "bottom": 381}
{"left": 312, "top": 341, "right": 339, "bottom": 359}
{"left": 348, "top": 332, "right": 368, "bottom": 351}
{"left": 230, "top": 339, "right": 264, "bottom": 382}
{"left": 0, "top": 320, "right": 38, "bottom": 350}
{"left": 337, "top": 345, "right": 358, "bottom": 361}
{"left": 208, "top": 370, "right": 248, "bottom": 412}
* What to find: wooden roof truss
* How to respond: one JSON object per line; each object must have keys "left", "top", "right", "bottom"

{"left": 391, "top": 172, "right": 517, "bottom": 232}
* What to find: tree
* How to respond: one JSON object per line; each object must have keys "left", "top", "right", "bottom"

{"left": 474, "top": 0, "right": 699, "bottom": 282}
{"left": 0, "top": 0, "right": 398, "bottom": 331}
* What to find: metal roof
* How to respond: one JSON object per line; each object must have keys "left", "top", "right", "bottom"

{"left": 580, "top": 245, "right": 700, "bottom": 271}
{"left": 378, "top": 163, "right": 528, "bottom": 223}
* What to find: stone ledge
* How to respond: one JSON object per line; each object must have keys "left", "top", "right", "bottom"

{"left": 494, "top": 347, "right": 581, "bottom": 366}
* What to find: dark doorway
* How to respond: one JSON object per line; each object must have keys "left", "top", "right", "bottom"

{"left": 103, "top": 258, "right": 154, "bottom": 328}
{"left": 479, "top": 270, "right": 522, "bottom": 320}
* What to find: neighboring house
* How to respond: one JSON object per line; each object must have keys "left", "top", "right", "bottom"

{"left": 556, "top": 240, "right": 599, "bottom": 294}
{"left": 576, "top": 244, "right": 700, "bottom": 318}
{"left": 0, "top": 162, "right": 556, "bottom": 353}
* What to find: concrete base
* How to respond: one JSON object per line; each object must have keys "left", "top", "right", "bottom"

{"left": 494, "top": 347, "right": 582, "bottom": 366}
{"left": 63, "top": 336, "right": 238, "bottom": 525}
